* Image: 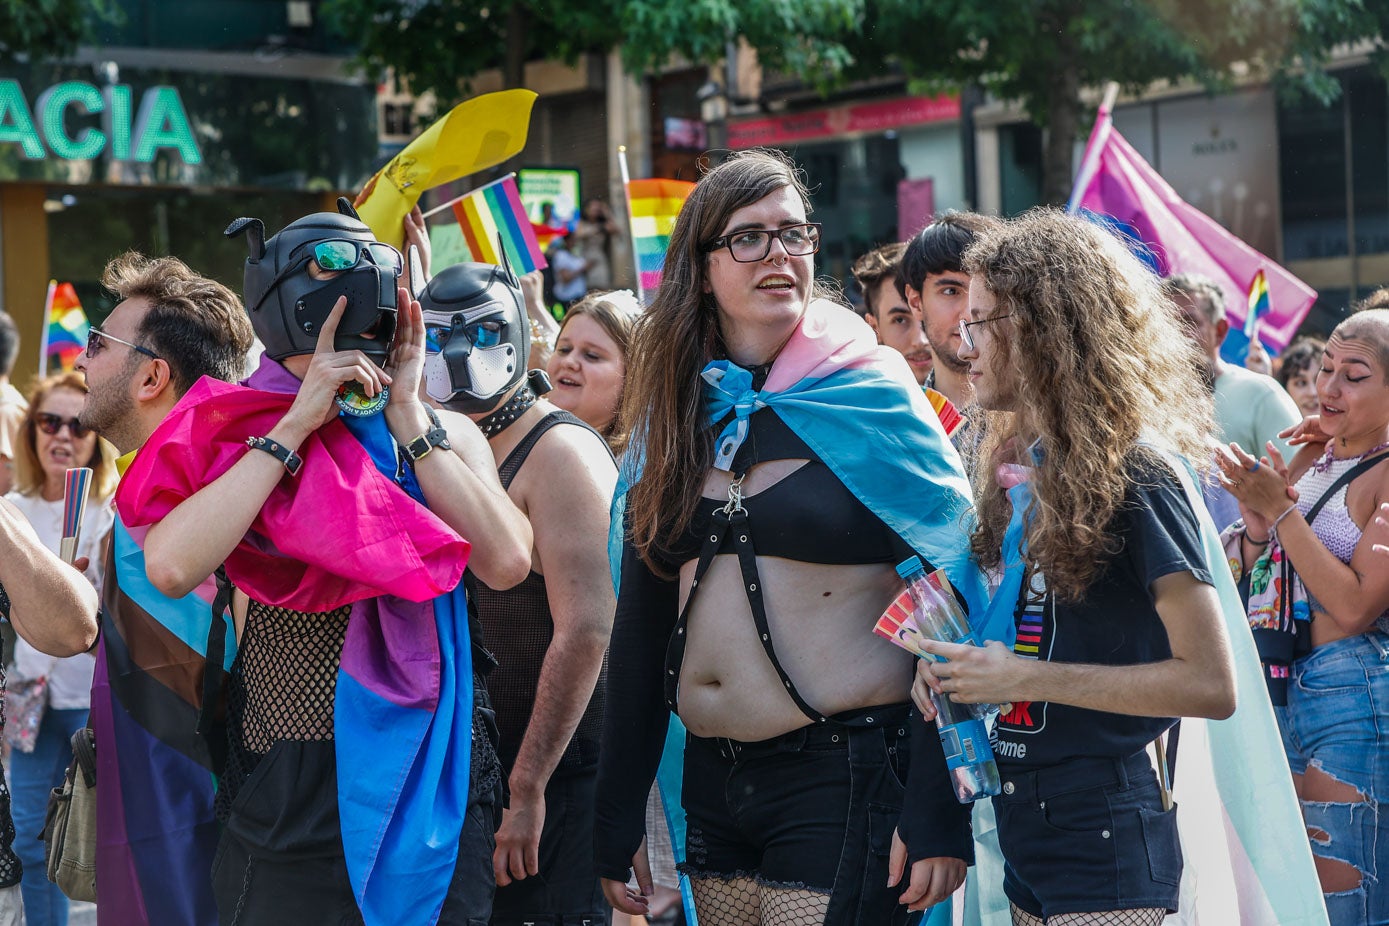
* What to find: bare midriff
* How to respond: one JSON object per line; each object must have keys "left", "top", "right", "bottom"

{"left": 676, "top": 554, "right": 911, "bottom": 742}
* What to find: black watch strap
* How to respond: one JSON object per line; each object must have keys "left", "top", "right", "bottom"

{"left": 246, "top": 435, "right": 303, "bottom": 476}
{"left": 402, "top": 407, "right": 452, "bottom": 463}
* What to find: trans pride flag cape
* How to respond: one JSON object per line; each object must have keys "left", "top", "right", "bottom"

{"left": 115, "top": 358, "right": 474, "bottom": 925}
{"left": 610, "top": 301, "right": 988, "bottom": 925}
{"left": 954, "top": 446, "right": 1328, "bottom": 926}
{"left": 92, "top": 494, "right": 235, "bottom": 926}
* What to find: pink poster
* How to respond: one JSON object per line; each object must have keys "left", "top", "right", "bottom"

{"left": 897, "top": 178, "right": 935, "bottom": 242}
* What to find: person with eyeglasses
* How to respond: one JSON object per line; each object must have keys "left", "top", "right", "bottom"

{"left": 3, "top": 372, "right": 115, "bottom": 926}
{"left": 116, "top": 200, "right": 533, "bottom": 925}
{"left": 73, "top": 251, "right": 253, "bottom": 925}
{"left": 597, "top": 149, "right": 983, "bottom": 925}
{"left": 913, "top": 210, "right": 1244, "bottom": 926}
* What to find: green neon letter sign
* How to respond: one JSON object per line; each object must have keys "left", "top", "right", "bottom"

{"left": 38, "top": 82, "right": 107, "bottom": 160}
{"left": 0, "top": 80, "right": 44, "bottom": 159}
{"left": 133, "top": 87, "right": 201, "bottom": 164}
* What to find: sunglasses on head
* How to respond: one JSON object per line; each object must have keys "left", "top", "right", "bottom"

{"left": 86, "top": 327, "right": 160, "bottom": 361}
{"left": 35, "top": 413, "right": 90, "bottom": 439}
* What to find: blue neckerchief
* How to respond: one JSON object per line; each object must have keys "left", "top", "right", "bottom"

{"left": 702, "top": 360, "right": 767, "bottom": 470}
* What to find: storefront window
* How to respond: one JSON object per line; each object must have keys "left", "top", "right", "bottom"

{"left": 47, "top": 187, "right": 322, "bottom": 322}
{"left": 999, "top": 123, "right": 1043, "bottom": 216}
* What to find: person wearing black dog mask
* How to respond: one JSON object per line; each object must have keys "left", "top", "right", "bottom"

{"left": 422, "top": 256, "right": 619, "bottom": 926}
{"left": 130, "top": 200, "right": 535, "bottom": 925}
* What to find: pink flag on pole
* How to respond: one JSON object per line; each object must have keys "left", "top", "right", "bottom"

{"left": 1067, "top": 105, "right": 1316, "bottom": 355}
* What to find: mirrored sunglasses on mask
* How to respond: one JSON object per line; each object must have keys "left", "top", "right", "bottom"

{"left": 425, "top": 318, "right": 504, "bottom": 353}
{"left": 35, "top": 413, "right": 90, "bottom": 438}
{"left": 307, "top": 239, "right": 403, "bottom": 274}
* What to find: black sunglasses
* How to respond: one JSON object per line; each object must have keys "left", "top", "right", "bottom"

{"left": 35, "top": 413, "right": 90, "bottom": 439}
{"left": 86, "top": 327, "right": 160, "bottom": 361}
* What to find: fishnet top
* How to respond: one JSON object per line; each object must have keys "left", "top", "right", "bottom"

{"left": 216, "top": 599, "right": 351, "bottom": 819}
{"left": 0, "top": 584, "right": 23, "bottom": 887}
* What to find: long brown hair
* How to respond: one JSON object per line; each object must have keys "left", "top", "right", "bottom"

{"left": 621, "top": 149, "right": 814, "bottom": 572}
{"left": 964, "top": 210, "right": 1215, "bottom": 601}
{"left": 15, "top": 372, "right": 119, "bottom": 500}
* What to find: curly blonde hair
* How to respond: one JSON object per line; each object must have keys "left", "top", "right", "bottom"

{"left": 963, "top": 209, "right": 1215, "bottom": 600}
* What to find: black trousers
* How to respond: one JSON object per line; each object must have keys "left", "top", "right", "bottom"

{"left": 212, "top": 680, "right": 505, "bottom": 925}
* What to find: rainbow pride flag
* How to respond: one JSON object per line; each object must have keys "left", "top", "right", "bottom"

{"left": 1242, "top": 268, "right": 1271, "bottom": 350}
{"left": 451, "top": 174, "right": 546, "bottom": 272}
{"left": 46, "top": 281, "right": 88, "bottom": 370}
{"left": 627, "top": 178, "right": 694, "bottom": 299}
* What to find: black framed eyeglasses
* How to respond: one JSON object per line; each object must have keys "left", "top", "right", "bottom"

{"left": 34, "top": 413, "right": 90, "bottom": 439}
{"left": 86, "top": 327, "right": 160, "bottom": 361}
{"left": 703, "top": 223, "right": 822, "bottom": 262}
{"left": 958, "top": 314, "right": 1014, "bottom": 352}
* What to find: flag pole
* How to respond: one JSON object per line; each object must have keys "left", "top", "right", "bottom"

{"left": 1065, "top": 82, "right": 1120, "bottom": 215}
{"left": 420, "top": 172, "right": 519, "bottom": 220}
{"left": 37, "top": 280, "right": 56, "bottom": 374}
{"left": 618, "top": 145, "right": 645, "bottom": 306}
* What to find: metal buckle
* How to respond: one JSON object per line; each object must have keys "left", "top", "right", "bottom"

{"left": 722, "top": 473, "right": 747, "bottom": 515}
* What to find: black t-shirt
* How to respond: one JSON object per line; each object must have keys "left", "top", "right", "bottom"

{"left": 990, "top": 455, "right": 1211, "bottom": 769}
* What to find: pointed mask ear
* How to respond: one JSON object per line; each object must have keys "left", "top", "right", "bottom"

{"left": 223, "top": 217, "right": 266, "bottom": 259}
{"left": 496, "top": 233, "right": 519, "bottom": 287}
{"left": 337, "top": 197, "right": 362, "bottom": 220}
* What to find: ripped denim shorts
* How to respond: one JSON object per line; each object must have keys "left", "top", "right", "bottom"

{"left": 1283, "top": 630, "right": 1389, "bottom": 926}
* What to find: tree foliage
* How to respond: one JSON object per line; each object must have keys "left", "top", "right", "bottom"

{"left": 327, "top": 0, "right": 1388, "bottom": 203}
{"left": 0, "top": 0, "right": 113, "bottom": 63}
{"left": 323, "top": 0, "right": 627, "bottom": 97}
{"left": 846, "top": 0, "right": 1389, "bottom": 203}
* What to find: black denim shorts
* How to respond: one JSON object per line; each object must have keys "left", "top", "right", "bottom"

{"left": 679, "top": 704, "right": 913, "bottom": 926}
{"left": 994, "top": 751, "right": 1182, "bottom": 919}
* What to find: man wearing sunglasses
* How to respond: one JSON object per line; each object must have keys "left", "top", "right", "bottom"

{"left": 420, "top": 259, "right": 618, "bottom": 926}
{"left": 123, "top": 201, "right": 533, "bottom": 926}
{"left": 73, "top": 250, "right": 254, "bottom": 926}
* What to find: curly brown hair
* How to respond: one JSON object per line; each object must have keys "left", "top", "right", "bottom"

{"left": 963, "top": 210, "right": 1215, "bottom": 601}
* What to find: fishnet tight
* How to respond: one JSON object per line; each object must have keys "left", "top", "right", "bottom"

{"left": 1010, "top": 902, "right": 1167, "bottom": 925}
{"left": 688, "top": 875, "right": 831, "bottom": 926}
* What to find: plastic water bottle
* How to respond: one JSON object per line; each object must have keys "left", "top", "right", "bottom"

{"left": 896, "top": 557, "right": 1003, "bottom": 803}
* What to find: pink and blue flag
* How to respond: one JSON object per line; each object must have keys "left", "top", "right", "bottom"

{"left": 115, "top": 363, "right": 474, "bottom": 925}
{"left": 1068, "top": 103, "right": 1316, "bottom": 364}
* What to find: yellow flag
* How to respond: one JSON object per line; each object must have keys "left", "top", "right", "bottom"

{"left": 356, "top": 89, "right": 538, "bottom": 249}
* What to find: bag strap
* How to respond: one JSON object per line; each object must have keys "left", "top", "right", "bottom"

{"left": 70, "top": 728, "right": 95, "bottom": 789}
{"left": 1304, "top": 450, "right": 1389, "bottom": 524}
{"left": 1279, "top": 449, "right": 1389, "bottom": 627}
{"left": 194, "top": 566, "right": 233, "bottom": 773}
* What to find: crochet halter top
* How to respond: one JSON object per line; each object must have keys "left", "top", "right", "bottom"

{"left": 1293, "top": 445, "right": 1389, "bottom": 633}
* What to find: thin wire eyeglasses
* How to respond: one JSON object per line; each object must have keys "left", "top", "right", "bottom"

{"left": 702, "top": 223, "right": 822, "bottom": 262}
{"left": 958, "top": 314, "right": 1014, "bottom": 352}
{"left": 86, "top": 327, "right": 160, "bottom": 361}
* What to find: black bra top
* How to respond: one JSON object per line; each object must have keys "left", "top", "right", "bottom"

{"left": 666, "top": 408, "right": 909, "bottom": 567}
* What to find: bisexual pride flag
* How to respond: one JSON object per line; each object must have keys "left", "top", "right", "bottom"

{"left": 1067, "top": 99, "right": 1315, "bottom": 363}
{"left": 451, "top": 173, "right": 547, "bottom": 273}
{"left": 627, "top": 178, "right": 694, "bottom": 302}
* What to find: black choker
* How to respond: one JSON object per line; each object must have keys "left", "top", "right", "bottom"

{"left": 478, "top": 385, "right": 538, "bottom": 438}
